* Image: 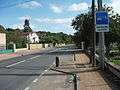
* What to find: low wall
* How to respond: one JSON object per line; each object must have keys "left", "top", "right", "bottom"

{"left": 29, "top": 44, "right": 43, "bottom": 50}
{"left": 55, "top": 43, "right": 65, "bottom": 47}
{"left": 45, "top": 44, "right": 49, "bottom": 48}
{"left": 15, "top": 48, "right": 28, "bottom": 52}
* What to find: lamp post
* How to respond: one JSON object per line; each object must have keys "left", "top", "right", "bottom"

{"left": 92, "top": 0, "right": 96, "bottom": 66}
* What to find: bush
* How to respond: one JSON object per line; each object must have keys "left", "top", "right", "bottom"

{"left": 16, "top": 43, "right": 26, "bottom": 49}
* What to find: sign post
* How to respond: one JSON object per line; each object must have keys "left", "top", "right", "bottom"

{"left": 95, "top": 9, "right": 109, "bottom": 69}
{"left": 95, "top": 11, "right": 109, "bottom": 32}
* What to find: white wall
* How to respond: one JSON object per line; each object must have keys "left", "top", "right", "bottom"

{"left": 27, "top": 33, "right": 39, "bottom": 43}
{"left": 0, "top": 33, "right": 6, "bottom": 50}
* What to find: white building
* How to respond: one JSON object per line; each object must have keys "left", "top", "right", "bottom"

{"left": 0, "top": 33, "right": 6, "bottom": 50}
{"left": 25, "top": 32, "right": 39, "bottom": 43}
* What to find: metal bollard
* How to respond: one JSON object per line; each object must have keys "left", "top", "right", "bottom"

{"left": 55, "top": 57, "right": 59, "bottom": 67}
{"left": 73, "top": 52, "right": 76, "bottom": 61}
{"left": 73, "top": 74, "right": 77, "bottom": 90}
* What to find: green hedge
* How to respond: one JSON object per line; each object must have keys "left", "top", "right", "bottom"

{"left": 16, "top": 43, "right": 26, "bottom": 49}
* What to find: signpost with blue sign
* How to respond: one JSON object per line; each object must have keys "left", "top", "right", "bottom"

{"left": 95, "top": 11, "right": 109, "bottom": 32}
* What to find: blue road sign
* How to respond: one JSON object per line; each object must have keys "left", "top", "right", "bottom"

{"left": 95, "top": 11, "right": 109, "bottom": 32}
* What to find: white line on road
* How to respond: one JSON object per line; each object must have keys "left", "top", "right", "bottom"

{"left": 6, "top": 60, "right": 26, "bottom": 68}
{"left": 24, "top": 61, "right": 55, "bottom": 90}
{"left": 6, "top": 55, "right": 41, "bottom": 68}
{"left": 33, "top": 78, "right": 38, "bottom": 83}
{"left": 44, "top": 70, "right": 48, "bottom": 72}
{"left": 24, "top": 87, "right": 30, "bottom": 90}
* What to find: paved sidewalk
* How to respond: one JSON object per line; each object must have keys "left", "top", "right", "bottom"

{"left": 28, "top": 53, "right": 120, "bottom": 90}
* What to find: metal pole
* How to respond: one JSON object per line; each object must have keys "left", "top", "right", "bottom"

{"left": 74, "top": 52, "right": 76, "bottom": 61}
{"left": 92, "top": 0, "right": 96, "bottom": 66}
{"left": 73, "top": 74, "right": 77, "bottom": 90}
{"left": 98, "top": 0, "right": 105, "bottom": 70}
{"left": 55, "top": 57, "right": 59, "bottom": 67}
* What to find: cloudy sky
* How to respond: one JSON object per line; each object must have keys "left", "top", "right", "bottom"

{"left": 0, "top": 0, "right": 118, "bottom": 34}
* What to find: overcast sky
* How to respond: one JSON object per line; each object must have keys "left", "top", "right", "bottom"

{"left": 0, "top": 0, "right": 119, "bottom": 34}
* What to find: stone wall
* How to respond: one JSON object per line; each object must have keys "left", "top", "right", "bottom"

{"left": 29, "top": 44, "right": 43, "bottom": 50}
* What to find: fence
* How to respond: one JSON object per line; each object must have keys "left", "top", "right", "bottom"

{"left": 95, "top": 54, "right": 120, "bottom": 79}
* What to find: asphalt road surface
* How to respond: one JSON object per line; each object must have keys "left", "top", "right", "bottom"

{"left": 0, "top": 48, "right": 57, "bottom": 90}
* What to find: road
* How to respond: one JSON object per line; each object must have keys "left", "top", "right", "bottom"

{"left": 0, "top": 48, "right": 57, "bottom": 90}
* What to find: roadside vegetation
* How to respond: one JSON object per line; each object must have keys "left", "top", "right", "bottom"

{"left": 71, "top": 5, "right": 120, "bottom": 66}
{"left": 0, "top": 19, "right": 73, "bottom": 49}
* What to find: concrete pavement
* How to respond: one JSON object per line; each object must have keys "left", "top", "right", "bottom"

{"left": 28, "top": 53, "right": 120, "bottom": 90}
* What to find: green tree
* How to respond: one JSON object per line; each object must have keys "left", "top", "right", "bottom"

{"left": 23, "top": 19, "right": 32, "bottom": 32}
{"left": 6, "top": 28, "right": 27, "bottom": 49}
{"left": 0, "top": 25, "right": 6, "bottom": 33}
{"left": 71, "top": 12, "right": 93, "bottom": 49}
{"left": 105, "top": 13, "right": 120, "bottom": 54}
{"left": 72, "top": 5, "right": 120, "bottom": 55}
{"left": 37, "top": 31, "right": 73, "bottom": 44}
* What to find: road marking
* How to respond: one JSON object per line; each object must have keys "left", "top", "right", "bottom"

{"left": 6, "top": 60, "right": 26, "bottom": 68}
{"left": 24, "top": 87, "right": 30, "bottom": 90}
{"left": 44, "top": 70, "right": 48, "bottom": 72}
{"left": 24, "top": 61, "right": 55, "bottom": 90}
{"left": 33, "top": 78, "right": 38, "bottom": 83}
{"left": 6, "top": 55, "right": 41, "bottom": 68}
{"left": 30, "top": 55, "right": 40, "bottom": 60}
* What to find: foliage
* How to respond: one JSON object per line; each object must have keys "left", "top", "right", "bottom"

{"left": 72, "top": 5, "right": 120, "bottom": 56}
{"left": 23, "top": 19, "right": 32, "bottom": 32}
{"left": 0, "top": 25, "right": 6, "bottom": 33}
{"left": 110, "top": 60, "right": 120, "bottom": 66}
{"left": 6, "top": 28, "right": 27, "bottom": 49}
{"left": 105, "top": 13, "right": 120, "bottom": 55}
{"left": 1, "top": 20, "right": 73, "bottom": 49}
{"left": 71, "top": 12, "right": 93, "bottom": 49}
{"left": 37, "top": 31, "right": 73, "bottom": 44}
{"left": 23, "top": 26, "right": 32, "bottom": 32}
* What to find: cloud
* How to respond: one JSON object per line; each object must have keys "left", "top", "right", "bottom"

{"left": 34, "top": 17, "right": 73, "bottom": 24}
{"left": 10, "top": 22, "right": 36, "bottom": 30}
{"left": 109, "top": 0, "right": 120, "bottom": 14}
{"left": 18, "top": 1, "right": 42, "bottom": 9}
{"left": 19, "top": 15, "right": 31, "bottom": 20}
{"left": 11, "top": 23, "right": 23, "bottom": 29}
{"left": 68, "top": 2, "right": 89, "bottom": 12}
{"left": 10, "top": 16, "right": 74, "bottom": 34}
{"left": 50, "top": 5, "right": 62, "bottom": 13}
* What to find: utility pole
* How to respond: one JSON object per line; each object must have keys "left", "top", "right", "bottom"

{"left": 98, "top": 0, "right": 105, "bottom": 70}
{"left": 92, "top": 0, "right": 96, "bottom": 66}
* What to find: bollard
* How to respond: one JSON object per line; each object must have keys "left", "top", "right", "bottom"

{"left": 55, "top": 57, "right": 59, "bottom": 67}
{"left": 73, "top": 52, "right": 76, "bottom": 61}
{"left": 73, "top": 74, "right": 77, "bottom": 90}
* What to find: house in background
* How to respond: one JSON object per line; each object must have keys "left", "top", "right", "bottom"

{"left": 0, "top": 33, "right": 6, "bottom": 50}
{"left": 24, "top": 32, "right": 39, "bottom": 43}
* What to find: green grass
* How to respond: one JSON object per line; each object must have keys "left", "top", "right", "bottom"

{"left": 110, "top": 60, "right": 120, "bottom": 66}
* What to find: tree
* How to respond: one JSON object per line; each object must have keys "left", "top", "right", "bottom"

{"left": 105, "top": 13, "right": 120, "bottom": 54}
{"left": 72, "top": 5, "right": 120, "bottom": 55}
{"left": 37, "top": 31, "right": 73, "bottom": 44}
{"left": 71, "top": 12, "right": 93, "bottom": 49}
{"left": 6, "top": 28, "right": 27, "bottom": 49}
{"left": 23, "top": 19, "right": 32, "bottom": 32}
{"left": 0, "top": 25, "right": 6, "bottom": 33}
